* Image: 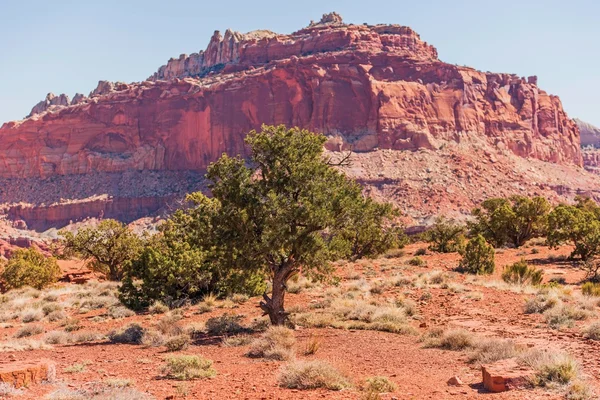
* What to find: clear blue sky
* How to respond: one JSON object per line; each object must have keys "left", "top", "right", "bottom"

{"left": 1, "top": 0, "right": 598, "bottom": 126}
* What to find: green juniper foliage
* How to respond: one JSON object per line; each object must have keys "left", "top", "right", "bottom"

{"left": 457, "top": 234, "right": 495, "bottom": 275}
{"left": 469, "top": 196, "right": 550, "bottom": 248}
{"left": 423, "top": 216, "right": 466, "bottom": 253}
{"left": 1, "top": 247, "right": 61, "bottom": 290}
{"left": 121, "top": 125, "right": 401, "bottom": 323}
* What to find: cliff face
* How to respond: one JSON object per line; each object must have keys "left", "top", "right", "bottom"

{"left": 578, "top": 119, "right": 600, "bottom": 174}
{"left": 0, "top": 14, "right": 581, "bottom": 180}
{"left": 0, "top": 13, "right": 592, "bottom": 231}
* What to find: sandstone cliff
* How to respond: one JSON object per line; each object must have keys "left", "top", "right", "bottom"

{"left": 578, "top": 119, "right": 600, "bottom": 174}
{"left": 0, "top": 12, "right": 594, "bottom": 231}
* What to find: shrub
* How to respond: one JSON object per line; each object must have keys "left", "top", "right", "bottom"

{"left": 247, "top": 326, "right": 296, "bottom": 361}
{"left": 469, "top": 196, "right": 550, "bottom": 248}
{"left": 60, "top": 219, "right": 143, "bottom": 281}
{"left": 14, "top": 324, "right": 44, "bottom": 338}
{"left": 428, "top": 329, "right": 475, "bottom": 350}
{"left": 408, "top": 257, "right": 425, "bottom": 267}
{"left": 543, "top": 305, "right": 589, "bottom": 329}
{"left": 414, "top": 248, "right": 427, "bottom": 256}
{"left": 423, "top": 217, "right": 466, "bottom": 253}
{"left": 221, "top": 334, "right": 253, "bottom": 347}
{"left": 524, "top": 351, "right": 579, "bottom": 386}
{"left": 156, "top": 314, "right": 184, "bottom": 336}
{"left": 583, "top": 323, "right": 600, "bottom": 340}
{"left": 547, "top": 199, "right": 600, "bottom": 261}
{"left": 582, "top": 282, "right": 600, "bottom": 297}
{"left": 524, "top": 292, "right": 560, "bottom": 314}
{"left": 1, "top": 248, "right": 61, "bottom": 290}
{"left": 364, "top": 376, "right": 397, "bottom": 393}
{"left": 468, "top": 338, "right": 519, "bottom": 364}
{"left": 205, "top": 314, "right": 246, "bottom": 336}
{"left": 42, "top": 303, "right": 63, "bottom": 315}
{"left": 141, "top": 330, "right": 165, "bottom": 348}
{"left": 109, "top": 323, "right": 145, "bottom": 344}
{"left": 278, "top": 360, "right": 350, "bottom": 390}
{"left": 501, "top": 260, "right": 543, "bottom": 286}
{"left": 303, "top": 335, "right": 322, "bottom": 355}
{"left": 149, "top": 301, "right": 169, "bottom": 314}
{"left": 162, "top": 355, "right": 216, "bottom": 380}
{"left": 165, "top": 334, "right": 191, "bottom": 352}
{"left": 108, "top": 305, "right": 135, "bottom": 319}
{"left": 45, "top": 330, "right": 70, "bottom": 345}
{"left": 457, "top": 235, "right": 495, "bottom": 275}
{"left": 20, "top": 309, "right": 43, "bottom": 323}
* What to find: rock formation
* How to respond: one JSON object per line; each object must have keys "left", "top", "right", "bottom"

{"left": 0, "top": 12, "right": 596, "bottom": 231}
{"left": 577, "top": 119, "right": 600, "bottom": 174}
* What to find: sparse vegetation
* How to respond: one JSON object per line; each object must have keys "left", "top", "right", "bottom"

{"left": 364, "top": 376, "right": 397, "bottom": 393}
{"left": 109, "top": 323, "right": 145, "bottom": 344}
{"left": 582, "top": 281, "right": 600, "bottom": 297}
{"left": 165, "top": 334, "right": 191, "bottom": 352}
{"left": 205, "top": 314, "right": 246, "bottom": 336}
{"left": 247, "top": 326, "right": 296, "bottom": 360}
{"left": 278, "top": 360, "right": 350, "bottom": 390}
{"left": 14, "top": 324, "right": 44, "bottom": 338}
{"left": 162, "top": 355, "right": 216, "bottom": 380}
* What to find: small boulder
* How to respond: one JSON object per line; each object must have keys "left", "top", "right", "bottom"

{"left": 447, "top": 376, "right": 463, "bottom": 386}
{"left": 481, "top": 358, "right": 534, "bottom": 393}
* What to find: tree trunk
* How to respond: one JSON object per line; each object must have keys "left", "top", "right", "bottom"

{"left": 260, "top": 270, "right": 288, "bottom": 325}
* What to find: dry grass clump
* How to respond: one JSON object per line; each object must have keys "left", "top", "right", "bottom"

{"left": 363, "top": 376, "right": 397, "bottom": 393}
{"left": 109, "top": 323, "right": 145, "bottom": 344}
{"left": 303, "top": 335, "right": 322, "bottom": 355}
{"left": 162, "top": 355, "right": 216, "bottom": 380}
{"left": 0, "top": 382, "right": 23, "bottom": 397}
{"left": 583, "top": 322, "right": 600, "bottom": 340}
{"left": 45, "top": 384, "right": 151, "bottom": 400}
{"left": 73, "top": 331, "right": 103, "bottom": 343}
{"left": 14, "top": 324, "right": 44, "bottom": 338}
{"left": 20, "top": 309, "right": 43, "bottom": 323}
{"left": 108, "top": 305, "right": 135, "bottom": 319}
{"left": 424, "top": 329, "right": 475, "bottom": 350}
{"left": 247, "top": 326, "right": 296, "bottom": 361}
{"left": 581, "top": 282, "right": 600, "bottom": 297}
{"left": 468, "top": 338, "right": 521, "bottom": 364}
{"left": 148, "top": 301, "right": 169, "bottom": 315}
{"left": 520, "top": 350, "right": 579, "bottom": 387}
{"left": 141, "top": 330, "right": 165, "bottom": 348}
{"left": 45, "top": 331, "right": 71, "bottom": 345}
{"left": 543, "top": 304, "right": 590, "bottom": 329}
{"left": 205, "top": 314, "right": 246, "bottom": 336}
{"left": 278, "top": 360, "right": 350, "bottom": 390}
{"left": 222, "top": 334, "right": 253, "bottom": 347}
{"left": 524, "top": 291, "right": 561, "bottom": 314}
{"left": 156, "top": 314, "right": 185, "bottom": 336}
{"left": 165, "top": 334, "right": 191, "bottom": 352}
{"left": 46, "top": 310, "right": 67, "bottom": 322}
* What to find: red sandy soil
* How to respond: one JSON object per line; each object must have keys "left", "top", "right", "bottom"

{"left": 0, "top": 243, "right": 597, "bottom": 399}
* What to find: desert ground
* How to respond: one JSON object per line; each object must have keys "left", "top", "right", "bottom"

{"left": 0, "top": 241, "right": 597, "bottom": 399}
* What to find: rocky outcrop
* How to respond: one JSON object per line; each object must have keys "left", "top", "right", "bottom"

{"left": 0, "top": 13, "right": 593, "bottom": 231}
{"left": 0, "top": 15, "right": 582, "bottom": 180}
{"left": 481, "top": 358, "right": 533, "bottom": 393}
{"left": 0, "top": 360, "right": 55, "bottom": 388}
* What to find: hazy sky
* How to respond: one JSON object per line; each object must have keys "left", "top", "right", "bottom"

{"left": 1, "top": 0, "right": 598, "bottom": 126}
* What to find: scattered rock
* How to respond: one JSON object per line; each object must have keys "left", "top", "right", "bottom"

{"left": 447, "top": 376, "right": 463, "bottom": 386}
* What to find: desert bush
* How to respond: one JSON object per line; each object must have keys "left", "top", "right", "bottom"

{"left": 141, "top": 329, "right": 165, "bottom": 348}
{"left": 502, "top": 259, "right": 543, "bottom": 286}
{"left": 221, "top": 334, "right": 253, "bottom": 347}
{"left": 524, "top": 291, "right": 561, "bottom": 314}
{"left": 20, "top": 309, "right": 43, "bottom": 323}
{"left": 162, "top": 355, "right": 216, "bottom": 380}
{"left": 408, "top": 257, "right": 425, "bottom": 267}
{"left": 457, "top": 235, "right": 495, "bottom": 275}
{"left": 469, "top": 196, "right": 550, "bottom": 248}
{"left": 522, "top": 351, "right": 579, "bottom": 387}
{"left": 60, "top": 219, "right": 143, "bottom": 281}
{"left": 205, "top": 314, "right": 246, "bottom": 336}
{"left": 108, "top": 305, "right": 135, "bottom": 319}
{"left": 63, "top": 318, "right": 82, "bottom": 332}
{"left": 427, "top": 329, "right": 475, "bottom": 350}
{"left": 148, "top": 301, "right": 169, "bottom": 314}
{"left": 165, "top": 334, "right": 191, "bottom": 352}
{"left": 41, "top": 303, "right": 63, "bottom": 315}
{"left": 44, "top": 331, "right": 71, "bottom": 345}
{"left": 247, "top": 326, "right": 296, "bottom": 361}
{"left": 583, "top": 323, "right": 600, "bottom": 340}
{"left": 544, "top": 305, "right": 589, "bottom": 329}
{"left": 364, "top": 376, "right": 397, "bottom": 393}
{"left": 14, "top": 324, "right": 44, "bottom": 338}
{"left": 73, "top": 331, "right": 103, "bottom": 343}
{"left": 582, "top": 282, "right": 600, "bottom": 297}
{"left": 423, "top": 217, "right": 466, "bottom": 253}
{"left": 303, "top": 335, "right": 322, "bottom": 355}
{"left": 278, "top": 360, "right": 350, "bottom": 390}
{"left": 468, "top": 338, "right": 520, "bottom": 364}
{"left": 154, "top": 314, "right": 185, "bottom": 337}
{"left": 1, "top": 248, "right": 60, "bottom": 290}
{"left": 109, "top": 323, "right": 145, "bottom": 344}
